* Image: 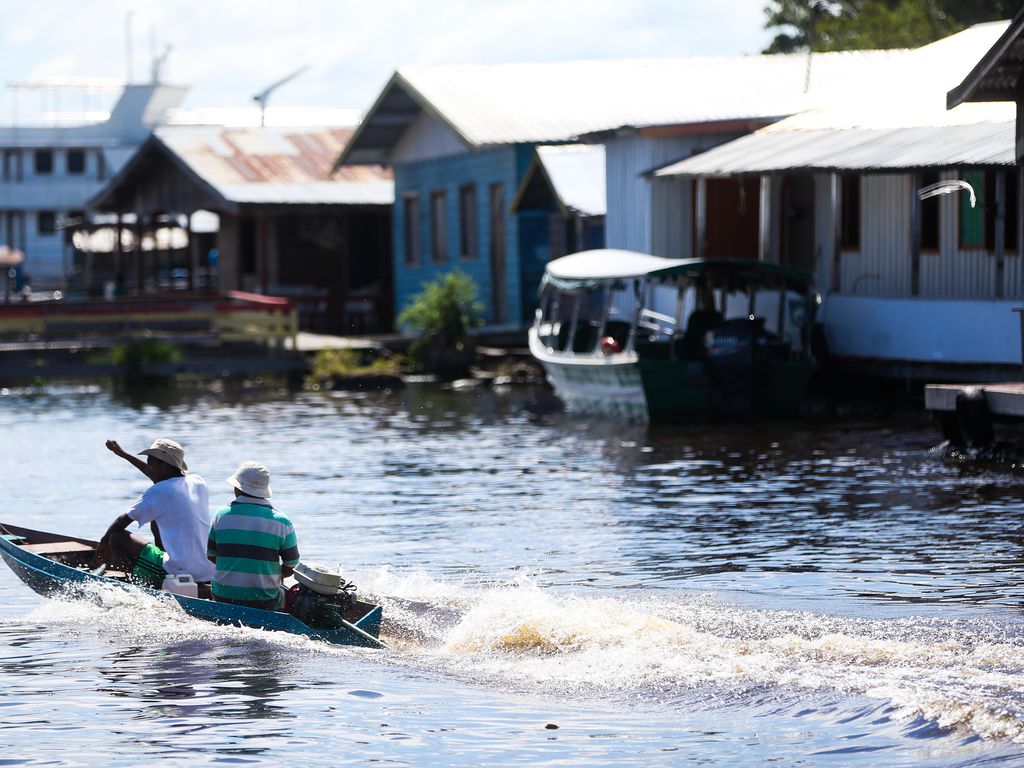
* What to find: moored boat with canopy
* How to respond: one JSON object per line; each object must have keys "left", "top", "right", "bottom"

{"left": 529, "top": 249, "right": 818, "bottom": 422}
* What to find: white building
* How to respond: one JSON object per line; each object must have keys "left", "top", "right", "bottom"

{"left": 652, "top": 23, "right": 1018, "bottom": 379}
{"left": 0, "top": 82, "right": 186, "bottom": 292}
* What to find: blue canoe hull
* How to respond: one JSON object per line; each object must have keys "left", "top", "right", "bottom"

{"left": 0, "top": 523, "right": 384, "bottom": 648}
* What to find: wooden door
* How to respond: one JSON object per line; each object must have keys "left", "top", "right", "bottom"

{"left": 705, "top": 178, "right": 760, "bottom": 260}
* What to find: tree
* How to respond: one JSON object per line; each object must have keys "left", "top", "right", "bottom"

{"left": 763, "top": 0, "right": 1021, "bottom": 53}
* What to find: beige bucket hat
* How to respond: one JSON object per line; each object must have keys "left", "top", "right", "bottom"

{"left": 228, "top": 461, "right": 272, "bottom": 498}
{"left": 138, "top": 438, "right": 188, "bottom": 472}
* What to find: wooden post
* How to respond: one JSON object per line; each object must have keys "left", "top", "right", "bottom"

{"left": 135, "top": 215, "right": 145, "bottom": 293}
{"left": 695, "top": 178, "right": 707, "bottom": 260}
{"left": 831, "top": 174, "right": 842, "bottom": 293}
{"left": 114, "top": 214, "right": 124, "bottom": 295}
{"left": 258, "top": 213, "right": 269, "bottom": 294}
{"left": 188, "top": 211, "right": 199, "bottom": 292}
{"left": 1015, "top": 74, "right": 1024, "bottom": 164}
{"left": 759, "top": 175, "right": 771, "bottom": 262}
{"left": 995, "top": 171, "right": 1006, "bottom": 300}
{"left": 910, "top": 173, "right": 921, "bottom": 297}
{"left": 1015, "top": 307, "right": 1024, "bottom": 378}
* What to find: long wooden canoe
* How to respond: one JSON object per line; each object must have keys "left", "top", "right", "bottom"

{"left": 0, "top": 523, "right": 385, "bottom": 649}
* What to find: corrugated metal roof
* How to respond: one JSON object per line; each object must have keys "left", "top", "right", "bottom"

{"left": 219, "top": 180, "right": 395, "bottom": 205}
{"left": 948, "top": 11, "right": 1024, "bottom": 106}
{"left": 340, "top": 22, "right": 1010, "bottom": 169}
{"left": 655, "top": 23, "right": 1017, "bottom": 177}
{"left": 536, "top": 144, "right": 606, "bottom": 216}
{"left": 654, "top": 122, "right": 1014, "bottom": 176}
{"left": 340, "top": 48, "right": 915, "bottom": 166}
{"left": 154, "top": 125, "right": 393, "bottom": 205}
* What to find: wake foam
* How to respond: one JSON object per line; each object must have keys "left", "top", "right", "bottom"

{"left": 17, "top": 569, "right": 1024, "bottom": 744}
{"left": 355, "top": 572, "right": 1024, "bottom": 744}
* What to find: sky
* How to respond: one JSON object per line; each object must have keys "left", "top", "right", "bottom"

{"left": 0, "top": 0, "right": 775, "bottom": 122}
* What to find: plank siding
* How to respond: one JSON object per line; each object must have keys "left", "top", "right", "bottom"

{"left": 392, "top": 112, "right": 469, "bottom": 165}
{"left": 393, "top": 146, "right": 522, "bottom": 326}
{"left": 605, "top": 132, "right": 742, "bottom": 258}
{"left": 809, "top": 170, "right": 1019, "bottom": 300}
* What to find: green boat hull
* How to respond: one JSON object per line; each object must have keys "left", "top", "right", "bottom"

{"left": 638, "top": 356, "right": 815, "bottom": 423}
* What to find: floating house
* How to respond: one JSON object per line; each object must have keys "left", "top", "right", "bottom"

{"left": 0, "top": 81, "right": 186, "bottom": 293}
{"left": 651, "top": 23, "right": 1016, "bottom": 379}
{"left": 88, "top": 124, "right": 394, "bottom": 333}
{"left": 337, "top": 52, "right": 916, "bottom": 330}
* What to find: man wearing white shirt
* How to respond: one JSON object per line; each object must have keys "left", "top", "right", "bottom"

{"left": 95, "top": 438, "right": 215, "bottom": 587}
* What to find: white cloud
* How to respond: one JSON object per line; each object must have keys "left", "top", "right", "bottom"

{"left": 0, "top": 0, "right": 772, "bottom": 119}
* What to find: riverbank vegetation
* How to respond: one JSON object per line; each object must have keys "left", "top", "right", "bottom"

{"left": 306, "top": 348, "right": 405, "bottom": 390}
{"left": 398, "top": 271, "right": 484, "bottom": 378}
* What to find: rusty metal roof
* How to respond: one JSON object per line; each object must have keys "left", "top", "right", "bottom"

{"left": 154, "top": 126, "right": 393, "bottom": 206}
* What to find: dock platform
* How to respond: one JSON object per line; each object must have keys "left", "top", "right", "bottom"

{"left": 925, "top": 382, "right": 1024, "bottom": 417}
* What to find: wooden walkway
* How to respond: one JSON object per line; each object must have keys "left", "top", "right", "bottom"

{"left": 925, "top": 382, "right": 1024, "bottom": 417}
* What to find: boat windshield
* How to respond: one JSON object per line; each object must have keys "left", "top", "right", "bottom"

{"left": 536, "top": 269, "right": 815, "bottom": 360}
{"left": 536, "top": 283, "right": 623, "bottom": 354}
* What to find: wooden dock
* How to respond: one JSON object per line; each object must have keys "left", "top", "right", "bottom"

{"left": 924, "top": 382, "right": 1024, "bottom": 417}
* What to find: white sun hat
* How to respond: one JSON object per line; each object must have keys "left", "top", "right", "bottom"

{"left": 139, "top": 438, "right": 188, "bottom": 472}
{"left": 227, "top": 461, "right": 272, "bottom": 498}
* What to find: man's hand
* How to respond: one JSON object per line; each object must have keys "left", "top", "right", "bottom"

{"left": 94, "top": 535, "right": 110, "bottom": 567}
{"left": 105, "top": 440, "right": 128, "bottom": 458}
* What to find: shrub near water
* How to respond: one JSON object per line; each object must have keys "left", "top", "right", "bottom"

{"left": 399, "top": 271, "right": 484, "bottom": 375}
{"left": 307, "top": 348, "right": 404, "bottom": 385}
{"left": 108, "top": 339, "right": 182, "bottom": 369}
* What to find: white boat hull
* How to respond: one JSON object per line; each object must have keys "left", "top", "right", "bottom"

{"left": 528, "top": 329, "right": 648, "bottom": 420}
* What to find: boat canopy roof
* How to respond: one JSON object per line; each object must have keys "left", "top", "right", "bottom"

{"left": 543, "top": 249, "right": 815, "bottom": 291}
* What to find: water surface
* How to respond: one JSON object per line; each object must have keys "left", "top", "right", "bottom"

{"left": 2, "top": 382, "right": 1024, "bottom": 766}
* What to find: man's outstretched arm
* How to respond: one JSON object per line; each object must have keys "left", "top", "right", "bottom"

{"left": 105, "top": 440, "right": 153, "bottom": 481}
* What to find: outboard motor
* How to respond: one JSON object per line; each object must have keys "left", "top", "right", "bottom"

{"left": 288, "top": 562, "right": 358, "bottom": 628}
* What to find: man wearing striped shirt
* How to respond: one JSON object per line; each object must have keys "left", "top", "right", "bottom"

{"left": 207, "top": 461, "right": 300, "bottom": 611}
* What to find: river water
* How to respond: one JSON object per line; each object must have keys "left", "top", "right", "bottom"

{"left": 2, "top": 381, "right": 1024, "bottom": 766}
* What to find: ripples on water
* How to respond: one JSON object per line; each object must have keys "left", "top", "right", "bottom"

{"left": 2, "top": 381, "right": 1024, "bottom": 766}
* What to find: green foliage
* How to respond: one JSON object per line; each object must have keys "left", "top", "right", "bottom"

{"left": 108, "top": 339, "right": 182, "bottom": 368}
{"left": 307, "top": 347, "right": 404, "bottom": 383}
{"left": 398, "top": 271, "right": 484, "bottom": 352}
{"left": 763, "top": 0, "right": 1018, "bottom": 53}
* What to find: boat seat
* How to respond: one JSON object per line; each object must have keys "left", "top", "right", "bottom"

{"left": 21, "top": 541, "right": 95, "bottom": 555}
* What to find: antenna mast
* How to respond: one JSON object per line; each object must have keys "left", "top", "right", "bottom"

{"left": 125, "top": 11, "right": 134, "bottom": 84}
{"left": 252, "top": 65, "right": 309, "bottom": 127}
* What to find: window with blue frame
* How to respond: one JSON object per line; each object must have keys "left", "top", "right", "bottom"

{"left": 403, "top": 193, "right": 420, "bottom": 266}
{"left": 34, "top": 150, "right": 53, "bottom": 175}
{"left": 458, "top": 184, "right": 477, "bottom": 260}
{"left": 37, "top": 211, "right": 56, "bottom": 235}
{"left": 430, "top": 189, "right": 447, "bottom": 263}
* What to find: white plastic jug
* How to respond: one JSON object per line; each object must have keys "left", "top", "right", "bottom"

{"left": 162, "top": 573, "right": 198, "bottom": 598}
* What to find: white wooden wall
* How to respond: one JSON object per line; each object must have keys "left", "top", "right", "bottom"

{"left": 838, "top": 175, "right": 911, "bottom": 297}
{"left": 817, "top": 170, "right": 1024, "bottom": 301}
{"left": 604, "top": 132, "right": 743, "bottom": 258}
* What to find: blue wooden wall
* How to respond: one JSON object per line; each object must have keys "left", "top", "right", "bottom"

{"left": 393, "top": 145, "right": 531, "bottom": 327}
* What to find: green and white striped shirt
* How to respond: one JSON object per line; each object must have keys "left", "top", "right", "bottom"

{"left": 207, "top": 499, "right": 300, "bottom": 604}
